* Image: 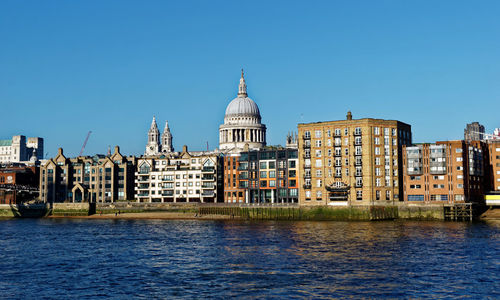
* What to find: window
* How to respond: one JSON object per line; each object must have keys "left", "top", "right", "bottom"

{"left": 305, "top": 191, "right": 311, "bottom": 199}
{"left": 316, "top": 191, "right": 322, "bottom": 199}
{"left": 327, "top": 130, "right": 331, "bottom": 137}
{"left": 315, "top": 150, "right": 322, "bottom": 157}
{"left": 260, "top": 171, "right": 267, "bottom": 178}
{"left": 344, "top": 128, "right": 348, "bottom": 135}
{"left": 315, "top": 159, "right": 322, "bottom": 167}
{"left": 269, "top": 161, "right": 276, "bottom": 169}
{"left": 375, "top": 158, "right": 380, "bottom": 166}
{"left": 457, "top": 184, "right": 464, "bottom": 188}
{"left": 356, "top": 190, "right": 362, "bottom": 200}
{"left": 456, "top": 157, "right": 463, "bottom": 162}
{"left": 269, "top": 171, "right": 276, "bottom": 178}
{"left": 269, "top": 180, "right": 276, "bottom": 187}
{"left": 375, "top": 137, "right": 380, "bottom": 145}
{"left": 304, "top": 131, "right": 310, "bottom": 138}
{"left": 375, "top": 147, "right": 380, "bottom": 155}
{"left": 335, "top": 128, "right": 341, "bottom": 136}
{"left": 315, "top": 140, "right": 322, "bottom": 147}
{"left": 260, "top": 162, "right": 267, "bottom": 169}
{"left": 374, "top": 127, "right": 380, "bottom": 135}
{"left": 384, "top": 128, "right": 390, "bottom": 136}
{"left": 376, "top": 178, "right": 381, "bottom": 187}
{"left": 260, "top": 181, "right": 267, "bottom": 187}
{"left": 315, "top": 130, "right": 322, "bottom": 138}
{"left": 375, "top": 168, "right": 381, "bottom": 176}
{"left": 408, "top": 195, "right": 424, "bottom": 201}
{"left": 376, "top": 190, "right": 381, "bottom": 200}
{"left": 386, "top": 190, "right": 390, "bottom": 200}
{"left": 316, "top": 179, "right": 322, "bottom": 187}
{"left": 316, "top": 170, "right": 322, "bottom": 177}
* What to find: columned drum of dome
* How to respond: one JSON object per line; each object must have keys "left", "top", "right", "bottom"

{"left": 219, "top": 70, "right": 266, "bottom": 153}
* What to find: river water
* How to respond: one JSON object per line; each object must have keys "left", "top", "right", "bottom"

{"left": 0, "top": 219, "right": 498, "bottom": 299}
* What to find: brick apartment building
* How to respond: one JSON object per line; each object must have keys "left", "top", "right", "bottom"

{"left": 402, "top": 140, "right": 485, "bottom": 204}
{"left": 298, "top": 112, "right": 412, "bottom": 205}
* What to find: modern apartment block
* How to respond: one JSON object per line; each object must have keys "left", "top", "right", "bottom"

{"left": 402, "top": 141, "right": 485, "bottom": 204}
{"left": 39, "top": 147, "right": 136, "bottom": 203}
{"left": 223, "top": 154, "right": 246, "bottom": 203}
{"left": 464, "top": 122, "right": 485, "bottom": 142}
{"left": 135, "top": 146, "right": 223, "bottom": 203}
{"left": 0, "top": 135, "right": 43, "bottom": 163}
{"left": 235, "top": 148, "right": 299, "bottom": 203}
{"left": 298, "top": 112, "right": 412, "bottom": 206}
{"left": 487, "top": 140, "right": 500, "bottom": 192}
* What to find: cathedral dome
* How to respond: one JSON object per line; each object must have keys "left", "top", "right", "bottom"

{"left": 225, "top": 96, "right": 260, "bottom": 117}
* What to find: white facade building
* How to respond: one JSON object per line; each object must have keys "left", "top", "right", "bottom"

{"left": 219, "top": 70, "right": 266, "bottom": 153}
{"left": 0, "top": 135, "right": 43, "bottom": 163}
{"left": 135, "top": 146, "right": 222, "bottom": 203}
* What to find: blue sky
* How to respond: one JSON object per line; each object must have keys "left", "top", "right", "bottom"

{"left": 1, "top": 1, "right": 499, "bottom": 157}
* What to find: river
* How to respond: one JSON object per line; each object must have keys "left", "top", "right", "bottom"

{"left": 0, "top": 219, "right": 498, "bottom": 299}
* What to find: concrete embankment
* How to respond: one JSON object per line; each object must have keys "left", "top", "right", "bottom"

{"left": 0, "top": 202, "right": 457, "bottom": 221}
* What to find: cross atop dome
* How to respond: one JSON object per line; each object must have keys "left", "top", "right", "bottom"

{"left": 238, "top": 68, "right": 247, "bottom": 97}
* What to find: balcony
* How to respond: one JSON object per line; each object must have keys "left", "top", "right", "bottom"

{"left": 354, "top": 130, "right": 362, "bottom": 136}
{"left": 303, "top": 164, "right": 311, "bottom": 169}
{"left": 202, "top": 167, "right": 215, "bottom": 173}
{"left": 162, "top": 191, "right": 174, "bottom": 196}
{"left": 303, "top": 184, "right": 311, "bottom": 189}
{"left": 137, "top": 176, "right": 149, "bottom": 182}
{"left": 354, "top": 151, "right": 362, "bottom": 156}
{"left": 137, "top": 193, "right": 149, "bottom": 197}
{"left": 304, "top": 174, "right": 311, "bottom": 179}
{"left": 334, "top": 174, "right": 342, "bottom": 178}
{"left": 202, "top": 175, "right": 215, "bottom": 181}
{"left": 355, "top": 161, "right": 362, "bottom": 166}
{"left": 201, "top": 183, "right": 215, "bottom": 189}
{"left": 202, "top": 191, "right": 215, "bottom": 197}
{"left": 138, "top": 184, "right": 149, "bottom": 189}
{"left": 302, "top": 143, "right": 311, "bottom": 149}
{"left": 303, "top": 154, "right": 311, "bottom": 159}
{"left": 355, "top": 183, "right": 363, "bottom": 188}
{"left": 303, "top": 135, "right": 311, "bottom": 140}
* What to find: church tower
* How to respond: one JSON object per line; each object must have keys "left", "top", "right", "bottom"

{"left": 145, "top": 116, "right": 160, "bottom": 155}
{"left": 161, "top": 120, "right": 174, "bottom": 153}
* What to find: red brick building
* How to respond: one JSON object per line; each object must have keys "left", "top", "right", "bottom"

{"left": 0, "top": 165, "right": 40, "bottom": 204}
{"left": 402, "top": 141, "right": 485, "bottom": 204}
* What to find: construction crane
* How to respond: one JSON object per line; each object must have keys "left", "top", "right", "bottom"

{"left": 79, "top": 131, "right": 92, "bottom": 156}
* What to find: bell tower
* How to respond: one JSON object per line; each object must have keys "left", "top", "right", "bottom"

{"left": 145, "top": 116, "right": 160, "bottom": 155}
{"left": 161, "top": 120, "right": 174, "bottom": 153}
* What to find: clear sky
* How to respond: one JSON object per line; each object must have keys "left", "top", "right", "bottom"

{"left": 1, "top": 1, "right": 499, "bottom": 157}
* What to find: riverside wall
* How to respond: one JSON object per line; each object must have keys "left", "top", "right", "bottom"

{"left": 0, "top": 202, "right": 448, "bottom": 220}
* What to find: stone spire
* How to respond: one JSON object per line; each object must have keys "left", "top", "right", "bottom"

{"left": 145, "top": 116, "right": 160, "bottom": 155}
{"left": 162, "top": 120, "right": 174, "bottom": 153}
{"left": 238, "top": 69, "right": 247, "bottom": 97}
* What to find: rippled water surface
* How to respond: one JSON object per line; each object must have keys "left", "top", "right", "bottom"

{"left": 0, "top": 219, "right": 499, "bottom": 299}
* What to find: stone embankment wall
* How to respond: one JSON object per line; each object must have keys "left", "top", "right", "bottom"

{"left": 96, "top": 202, "right": 199, "bottom": 215}
{"left": 0, "top": 201, "right": 447, "bottom": 220}
{"left": 52, "top": 203, "right": 92, "bottom": 216}
{"left": 397, "top": 204, "right": 445, "bottom": 220}
{"left": 0, "top": 204, "right": 16, "bottom": 217}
